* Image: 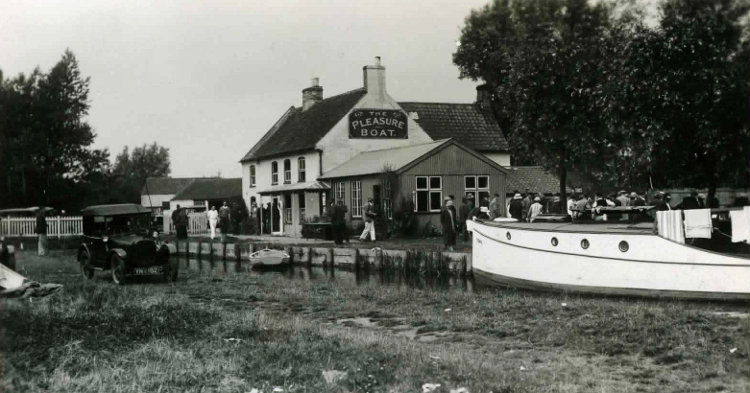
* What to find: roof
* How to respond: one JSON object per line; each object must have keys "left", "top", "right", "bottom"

{"left": 506, "top": 166, "right": 567, "bottom": 195}
{"left": 142, "top": 177, "right": 197, "bottom": 195}
{"left": 257, "top": 181, "right": 330, "bottom": 195}
{"left": 397, "top": 102, "right": 509, "bottom": 152}
{"left": 81, "top": 204, "right": 151, "bottom": 216}
{"left": 240, "top": 88, "right": 367, "bottom": 162}
{"left": 0, "top": 206, "right": 55, "bottom": 216}
{"left": 171, "top": 178, "right": 242, "bottom": 201}
{"left": 319, "top": 139, "right": 507, "bottom": 179}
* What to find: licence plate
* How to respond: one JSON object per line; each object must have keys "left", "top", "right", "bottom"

{"left": 133, "top": 266, "right": 162, "bottom": 275}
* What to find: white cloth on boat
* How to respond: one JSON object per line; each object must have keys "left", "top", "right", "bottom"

{"left": 729, "top": 207, "right": 750, "bottom": 243}
{"left": 683, "top": 208, "right": 712, "bottom": 239}
{"left": 656, "top": 210, "right": 685, "bottom": 244}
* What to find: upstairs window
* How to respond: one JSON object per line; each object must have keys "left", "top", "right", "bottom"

{"left": 249, "top": 165, "right": 256, "bottom": 187}
{"left": 298, "top": 157, "right": 306, "bottom": 182}
{"left": 283, "top": 159, "right": 291, "bottom": 184}
{"left": 271, "top": 161, "right": 278, "bottom": 185}
{"left": 415, "top": 176, "right": 442, "bottom": 212}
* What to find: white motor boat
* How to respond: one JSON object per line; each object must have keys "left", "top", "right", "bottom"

{"left": 467, "top": 214, "right": 750, "bottom": 301}
{"left": 248, "top": 248, "right": 289, "bottom": 268}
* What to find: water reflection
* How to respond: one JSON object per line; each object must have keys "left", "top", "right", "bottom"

{"left": 182, "top": 258, "right": 474, "bottom": 292}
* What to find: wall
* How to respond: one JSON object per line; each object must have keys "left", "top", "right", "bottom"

{"left": 242, "top": 151, "right": 321, "bottom": 212}
{"left": 140, "top": 194, "right": 174, "bottom": 210}
{"left": 316, "top": 93, "right": 433, "bottom": 174}
{"left": 482, "top": 152, "right": 511, "bottom": 167}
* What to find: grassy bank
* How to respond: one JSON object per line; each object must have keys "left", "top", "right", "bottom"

{"left": 1, "top": 252, "right": 749, "bottom": 392}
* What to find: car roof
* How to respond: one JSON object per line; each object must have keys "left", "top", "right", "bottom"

{"left": 81, "top": 204, "right": 152, "bottom": 217}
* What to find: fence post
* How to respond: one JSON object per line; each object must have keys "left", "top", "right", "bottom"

{"left": 56, "top": 216, "right": 61, "bottom": 239}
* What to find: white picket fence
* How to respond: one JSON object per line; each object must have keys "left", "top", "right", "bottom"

{"left": 0, "top": 216, "right": 83, "bottom": 238}
{"left": 163, "top": 212, "right": 209, "bottom": 234}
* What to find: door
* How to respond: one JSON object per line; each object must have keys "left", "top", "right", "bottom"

{"left": 272, "top": 198, "right": 281, "bottom": 233}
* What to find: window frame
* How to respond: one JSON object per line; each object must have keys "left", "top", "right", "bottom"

{"left": 414, "top": 175, "right": 442, "bottom": 213}
{"left": 382, "top": 179, "right": 392, "bottom": 220}
{"left": 283, "top": 159, "right": 291, "bottom": 184}
{"left": 249, "top": 165, "right": 256, "bottom": 188}
{"left": 351, "top": 181, "right": 363, "bottom": 218}
{"left": 271, "top": 161, "right": 278, "bottom": 185}
{"left": 298, "top": 157, "right": 306, "bottom": 183}
{"left": 465, "top": 175, "right": 490, "bottom": 203}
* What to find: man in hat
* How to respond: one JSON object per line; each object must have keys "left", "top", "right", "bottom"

{"left": 489, "top": 193, "right": 502, "bottom": 219}
{"left": 527, "top": 196, "right": 544, "bottom": 222}
{"left": 331, "top": 198, "right": 348, "bottom": 244}
{"left": 359, "top": 198, "right": 377, "bottom": 242}
{"left": 630, "top": 191, "right": 646, "bottom": 207}
{"left": 508, "top": 192, "right": 524, "bottom": 220}
{"left": 458, "top": 196, "right": 472, "bottom": 241}
{"left": 617, "top": 190, "right": 631, "bottom": 207}
{"left": 441, "top": 197, "right": 458, "bottom": 251}
{"left": 680, "top": 190, "right": 702, "bottom": 210}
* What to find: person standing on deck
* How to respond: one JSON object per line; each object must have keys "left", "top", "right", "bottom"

{"left": 527, "top": 197, "right": 544, "bottom": 222}
{"left": 654, "top": 192, "right": 672, "bottom": 211}
{"left": 508, "top": 192, "right": 524, "bottom": 221}
{"left": 35, "top": 210, "right": 47, "bottom": 256}
{"left": 617, "top": 190, "right": 631, "bottom": 207}
{"left": 630, "top": 192, "right": 646, "bottom": 207}
{"left": 219, "top": 201, "right": 231, "bottom": 242}
{"left": 441, "top": 197, "right": 458, "bottom": 251}
{"left": 521, "top": 191, "right": 532, "bottom": 221}
{"left": 680, "top": 190, "right": 702, "bottom": 210}
{"left": 489, "top": 193, "right": 502, "bottom": 219}
{"left": 359, "top": 198, "right": 377, "bottom": 242}
{"left": 207, "top": 206, "right": 219, "bottom": 240}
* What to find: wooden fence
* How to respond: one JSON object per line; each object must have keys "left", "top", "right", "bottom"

{"left": 0, "top": 216, "right": 83, "bottom": 238}
{"left": 163, "top": 212, "right": 209, "bottom": 234}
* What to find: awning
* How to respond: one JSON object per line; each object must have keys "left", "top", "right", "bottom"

{"left": 257, "top": 181, "right": 330, "bottom": 195}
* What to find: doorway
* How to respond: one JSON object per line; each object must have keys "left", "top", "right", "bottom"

{"left": 272, "top": 197, "right": 281, "bottom": 233}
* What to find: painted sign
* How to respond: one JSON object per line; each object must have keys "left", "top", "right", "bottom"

{"left": 349, "top": 109, "right": 408, "bottom": 139}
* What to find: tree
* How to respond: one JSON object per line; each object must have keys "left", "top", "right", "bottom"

{"left": 454, "top": 0, "right": 620, "bottom": 208}
{"left": 110, "top": 143, "right": 171, "bottom": 203}
{"left": 614, "top": 0, "right": 750, "bottom": 201}
{"left": 0, "top": 50, "right": 109, "bottom": 209}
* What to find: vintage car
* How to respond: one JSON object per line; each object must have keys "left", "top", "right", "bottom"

{"left": 78, "top": 203, "right": 178, "bottom": 284}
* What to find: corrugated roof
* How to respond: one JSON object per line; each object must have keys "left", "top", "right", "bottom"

{"left": 240, "top": 88, "right": 367, "bottom": 162}
{"left": 257, "top": 181, "right": 330, "bottom": 195}
{"left": 397, "top": 102, "right": 509, "bottom": 152}
{"left": 506, "top": 166, "right": 566, "bottom": 195}
{"left": 142, "top": 177, "right": 198, "bottom": 195}
{"left": 172, "top": 178, "right": 242, "bottom": 200}
{"left": 319, "top": 140, "right": 452, "bottom": 179}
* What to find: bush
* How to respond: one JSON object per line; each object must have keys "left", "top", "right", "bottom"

{"left": 390, "top": 196, "right": 419, "bottom": 237}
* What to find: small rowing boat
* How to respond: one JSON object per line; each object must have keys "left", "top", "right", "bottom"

{"left": 248, "top": 248, "right": 289, "bottom": 268}
{"left": 466, "top": 210, "right": 750, "bottom": 301}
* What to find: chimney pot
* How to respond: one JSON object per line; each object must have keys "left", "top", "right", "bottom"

{"left": 302, "top": 78, "right": 323, "bottom": 111}
{"left": 312, "top": 77, "right": 319, "bottom": 87}
{"left": 363, "top": 57, "right": 386, "bottom": 99}
{"left": 375, "top": 56, "right": 381, "bottom": 66}
{"left": 476, "top": 84, "right": 492, "bottom": 110}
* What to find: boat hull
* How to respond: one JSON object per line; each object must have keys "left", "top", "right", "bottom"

{"left": 468, "top": 220, "right": 750, "bottom": 301}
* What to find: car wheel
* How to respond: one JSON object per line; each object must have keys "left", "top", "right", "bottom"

{"left": 163, "top": 258, "right": 178, "bottom": 283}
{"left": 111, "top": 254, "right": 126, "bottom": 285}
{"left": 79, "top": 250, "right": 95, "bottom": 280}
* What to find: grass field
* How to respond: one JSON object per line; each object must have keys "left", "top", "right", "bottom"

{"left": 1, "top": 251, "right": 749, "bottom": 393}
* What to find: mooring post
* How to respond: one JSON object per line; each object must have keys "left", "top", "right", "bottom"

{"left": 307, "top": 247, "right": 313, "bottom": 267}
{"left": 222, "top": 242, "right": 227, "bottom": 261}
{"left": 234, "top": 243, "right": 241, "bottom": 263}
{"left": 197, "top": 240, "right": 203, "bottom": 261}
{"left": 353, "top": 247, "right": 360, "bottom": 269}
{"left": 328, "top": 248, "right": 334, "bottom": 268}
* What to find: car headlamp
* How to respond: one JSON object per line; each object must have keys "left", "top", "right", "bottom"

{"left": 153, "top": 231, "right": 158, "bottom": 238}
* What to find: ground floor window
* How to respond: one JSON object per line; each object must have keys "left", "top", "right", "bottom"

{"left": 351, "top": 181, "right": 362, "bottom": 217}
{"left": 465, "top": 175, "right": 490, "bottom": 204}
{"left": 382, "top": 179, "right": 393, "bottom": 220}
{"left": 415, "top": 176, "right": 442, "bottom": 212}
{"left": 284, "top": 194, "right": 292, "bottom": 224}
{"left": 298, "top": 192, "right": 306, "bottom": 222}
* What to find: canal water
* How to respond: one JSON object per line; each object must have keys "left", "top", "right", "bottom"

{"left": 181, "top": 257, "right": 475, "bottom": 292}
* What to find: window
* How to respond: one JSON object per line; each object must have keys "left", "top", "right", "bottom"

{"left": 298, "top": 157, "right": 306, "bottom": 182}
{"left": 194, "top": 200, "right": 206, "bottom": 207}
{"left": 465, "top": 175, "right": 490, "bottom": 204}
{"left": 249, "top": 165, "right": 256, "bottom": 187}
{"left": 271, "top": 161, "right": 278, "bottom": 185}
{"left": 351, "top": 181, "right": 362, "bottom": 217}
{"left": 283, "top": 159, "right": 291, "bottom": 184}
{"left": 284, "top": 194, "right": 292, "bottom": 224}
{"left": 334, "top": 182, "right": 345, "bottom": 203}
{"left": 415, "top": 176, "right": 442, "bottom": 212}
{"left": 383, "top": 179, "right": 393, "bottom": 220}
{"left": 298, "top": 192, "right": 306, "bottom": 222}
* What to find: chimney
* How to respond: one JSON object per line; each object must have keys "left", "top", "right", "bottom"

{"left": 363, "top": 56, "right": 386, "bottom": 99}
{"left": 476, "top": 84, "right": 492, "bottom": 110}
{"left": 302, "top": 77, "right": 323, "bottom": 111}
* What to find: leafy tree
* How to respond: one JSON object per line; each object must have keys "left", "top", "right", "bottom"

{"left": 110, "top": 143, "right": 171, "bottom": 203}
{"left": 0, "top": 50, "right": 109, "bottom": 210}
{"left": 613, "top": 0, "right": 750, "bottom": 201}
{"left": 454, "top": 0, "right": 619, "bottom": 207}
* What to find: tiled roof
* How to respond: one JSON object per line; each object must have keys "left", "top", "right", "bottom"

{"left": 319, "top": 140, "right": 452, "bottom": 179}
{"left": 505, "top": 166, "right": 567, "bottom": 195}
{"left": 142, "top": 177, "right": 197, "bottom": 195}
{"left": 240, "top": 88, "right": 367, "bottom": 162}
{"left": 397, "top": 102, "right": 509, "bottom": 152}
{"left": 172, "top": 178, "right": 242, "bottom": 201}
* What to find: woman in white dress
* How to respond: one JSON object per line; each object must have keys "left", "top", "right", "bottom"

{"left": 207, "top": 206, "right": 219, "bottom": 239}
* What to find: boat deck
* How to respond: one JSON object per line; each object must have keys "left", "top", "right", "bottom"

{"left": 477, "top": 220, "right": 655, "bottom": 235}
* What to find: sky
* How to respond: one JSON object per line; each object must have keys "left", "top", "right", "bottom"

{"left": 0, "top": 0, "right": 498, "bottom": 178}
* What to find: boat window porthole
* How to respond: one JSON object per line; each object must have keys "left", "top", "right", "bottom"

{"left": 619, "top": 241, "right": 629, "bottom": 252}
{"left": 581, "top": 239, "right": 590, "bottom": 249}
{"left": 551, "top": 237, "right": 558, "bottom": 247}
{"left": 506, "top": 232, "right": 511, "bottom": 240}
